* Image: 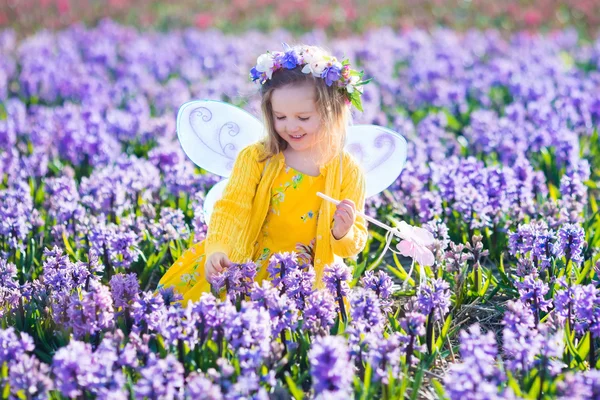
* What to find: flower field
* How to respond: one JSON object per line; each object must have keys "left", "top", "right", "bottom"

{"left": 1, "top": 20, "right": 600, "bottom": 399}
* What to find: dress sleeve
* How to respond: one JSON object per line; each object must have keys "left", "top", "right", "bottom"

{"left": 204, "top": 144, "right": 262, "bottom": 258}
{"left": 330, "top": 160, "right": 368, "bottom": 258}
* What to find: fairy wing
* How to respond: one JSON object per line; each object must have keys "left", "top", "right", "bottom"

{"left": 177, "top": 99, "right": 265, "bottom": 177}
{"left": 177, "top": 99, "right": 265, "bottom": 226}
{"left": 345, "top": 125, "right": 408, "bottom": 198}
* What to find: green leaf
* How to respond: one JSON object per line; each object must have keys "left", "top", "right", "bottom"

{"left": 284, "top": 373, "right": 304, "bottom": 400}
{"left": 431, "top": 379, "right": 448, "bottom": 400}
{"left": 410, "top": 367, "right": 425, "bottom": 400}
{"left": 435, "top": 314, "right": 453, "bottom": 351}
{"left": 360, "top": 363, "right": 372, "bottom": 400}
{"left": 577, "top": 331, "right": 591, "bottom": 361}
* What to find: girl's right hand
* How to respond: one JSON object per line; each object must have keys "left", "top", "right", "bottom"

{"left": 205, "top": 252, "right": 231, "bottom": 282}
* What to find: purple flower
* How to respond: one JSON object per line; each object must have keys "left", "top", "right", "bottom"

{"left": 211, "top": 261, "right": 257, "bottom": 299}
{"left": 303, "top": 290, "right": 337, "bottom": 335}
{"left": 284, "top": 265, "right": 316, "bottom": 310}
{"left": 553, "top": 223, "right": 586, "bottom": 265}
{"left": 0, "top": 327, "right": 34, "bottom": 364}
{"left": 321, "top": 64, "right": 342, "bottom": 86}
{"left": 267, "top": 252, "right": 299, "bottom": 290}
{"left": 366, "top": 332, "right": 402, "bottom": 384}
{"left": 558, "top": 370, "right": 600, "bottom": 399}
{"left": 250, "top": 280, "right": 298, "bottom": 336}
{"left": 131, "top": 291, "right": 167, "bottom": 333}
{"left": 149, "top": 207, "right": 191, "bottom": 245}
{"left": 110, "top": 273, "right": 140, "bottom": 310}
{"left": 416, "top": 278, "right": 451, "bottom": 322}
{"left": 444, "top": 324, "right": 507, "bottom": 400}
{"left": 280, "top": 48, "right": 300, "bottom": 69}
{"left": 573, "top": 284, "right": 600, "bottom": 338}
{"left": 223, "top": 301, "right": 272, "bottom": 372}
{"left": 133, "top": 354, "right": 185, "bottom": 399}
{"left": 508, "top": 223, "right": 534, "bottom": 256}
{"left": 323, "top": 262, "right": 352, "bottom": 300}
{"left": 515, "top": 274, "right": 552, "bottom": 322}
{"left": 67, "top": 280, "right": 115, "bottom": 339}
{"left": 41, "top": 246, "right": 96, "bottom": 293}
{"left": 349, "top": 288, "right": 385, "bottom": 334}
{"left": 361, "top": 270, "right": 393, "bottom": 303}
{"left": 186, "top": 372, "right": 223, "bottom": 400}
{"left": 8, "top": 354, "right": 53, "bottom": 399}
{"left": 309, "top": 335, "right": 354, "bottom": 397}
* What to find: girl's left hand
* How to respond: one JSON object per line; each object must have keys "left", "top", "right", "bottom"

{"left": 332, "top": 199, "right": 356, "bottom": 240}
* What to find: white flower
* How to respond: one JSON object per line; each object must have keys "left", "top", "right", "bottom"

{"left": 256, "top": 53, "right": 275, "bottom": 79}
{"left": 346, "top": 75, "right": 360, "bottom": 93}
{"left": 300, "top": 48, "right": 328, "bottom": 77}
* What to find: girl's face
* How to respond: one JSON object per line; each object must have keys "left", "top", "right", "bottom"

{"left": 270, "top": 84, "right": 322, "bottom": 153}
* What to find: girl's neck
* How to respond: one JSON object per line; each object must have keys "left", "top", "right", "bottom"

{"left": 282, "top": 147, "right": 322, "bottom": 177}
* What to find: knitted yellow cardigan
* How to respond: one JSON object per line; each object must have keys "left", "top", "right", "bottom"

{"left": 204, "top": 142, "right": 368, "bottom": 287}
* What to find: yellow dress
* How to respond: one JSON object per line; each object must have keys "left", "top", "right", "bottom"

{"left": 157, "top": 164, "right": 325, "bottom": 303}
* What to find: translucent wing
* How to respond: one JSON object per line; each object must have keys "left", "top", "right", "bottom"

{"left": 202, "top": 179, "right": 229, "bottom": 224}
{"left": 177, "top": 99, "right": 265, "bottom": 177}
{"left": 345, "top": 125, "right": 408, "bottom": 198}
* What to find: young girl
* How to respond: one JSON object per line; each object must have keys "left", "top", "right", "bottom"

{"left": 157, "top": 44, "right": 369, "bottom": 304}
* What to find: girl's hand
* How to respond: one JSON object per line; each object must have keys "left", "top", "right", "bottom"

{"left": 205, "top": 252, "right": 231, "bottom": 282}
{"left": 332, "top": 199, "right": 356, "bottom": 240}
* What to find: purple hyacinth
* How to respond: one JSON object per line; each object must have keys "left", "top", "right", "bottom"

{"left": 531, "top": 227, "right": 555, "bottom": 271}
{"left": 67, "top": 280, "right": 115, "bottom": 339}
{"left": 267, "top": 252, "right": 299, "bottom": 291}
{"left": 361, "top": 270, "right": 394, "bottom": 312}
{"left": 558, "top": 370, "right": 600, "bottom": 399}
{"left": 0, "top": 327, "right": 34, "bottom": 364}
{"left": 280, "top": 48, "right": 300, "bottom": 69}
{"left": 323, "top": 262, "right": 352, "bottom": 317}
{"left": 149, "top": 207, "right": 191, "bottom": 245}
{"left": 42, "top": 246, "right": 95, "bottom": 293}
{"left": 573, "top": 284, "right": 600, "bottom": 338}
{"left": 0, "top": 258, "right": 20, "bottom": 312}
{"left": 211, "top": 261, "right": 257, "bottom": 299}
{"left": 250, "top": 280, "right": 298, "bottom": 337}
{"left": 558, "top": 173, "right": 587, "bottom": 224}
{"left": 284, "top": 264, "right": 316, "bottom": 310}
{"left": 416, "top": 278, "right": 451, "bottom": 322}
{"left": 399, "top": 311, "right": 426, "bottom": 367}
{"left": 508, "top": 223, "right": 535, "bottom": 256}
{"left": 553, "top": 223, "right": 586, "bottom": 265}
{"left": 133, "top": 354, "right": 185, "bottom": 400}
{"left": 303, "top": 290, "right": 337, "bottom": 335}
{"left": 8, "top": 353, "right": 54, "bottom": 399}
{"left": 223, "top": 301, "right": 272, "bottom": 372}
{"left": 366, "top": 332, "right": 402, "bottom": 384}
{"left": 515, "top": 274, "right": 552, "bottom": 324}
{"left": 349, "top": 288, "right": 385, "bottom": 334}
{"left": 444, "top": 324, "right": 508, "bottom": 400}
{"left": 185, "top": 372, "right": 223, "bottom": 400}
{"left": 109, "top": 273, "right": 140, "bottom": 310}
{"left": 158, "top": 302, "right": 200, "bottom": 350}
{"left": 131, "top": 290, "right": 167, "bottom": 334}
{"left": 502, "top": 300, "right": 543, "bottom": 374}
{"left": 309, "top": 335, "right": 354, "bottom": 398}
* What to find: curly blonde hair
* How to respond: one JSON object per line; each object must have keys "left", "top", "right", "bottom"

{"left": 257, "top": 45, "right": 351, "bottom": 166}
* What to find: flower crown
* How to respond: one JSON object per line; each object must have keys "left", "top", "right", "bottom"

{"left": 249, "top": 44, "right": 371, "bottom": 112}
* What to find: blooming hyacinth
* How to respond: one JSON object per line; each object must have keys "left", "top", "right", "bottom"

{"left": 0, "top": 258, "right": 20, "bottom": 314}
{"left": 8, "top": 353, "right": 54, "bottom": 398}
{"left": 109, "top": 273, "right": 140, "bottom": 311}
{"left": 553, "top": 223, "right": 586, "bottom": 265}
{"left": 309, "top": 335, "right": 354, "bottom": 399}
{"left": 212, "top": 261, "right": 257, "bottom": 299}
{"left": 303, "top": 290, "right": 337, "bottom": 335}
{"left": 416, "top": 278, "right": 451, "bottom": 322}
{"left": 284, "top": 264, "right": 316, "bottom": 310}
{"left": 131, "top": 290, "right": 167, "bottom": 334}
{"left": 250, "top": 280, "right": 298, "bottom": 337}
{"left": 67, "top": 280, "right": 115, "bottom": 339}
{"left": 573, "top": 284, "right": 600, "bottom": 337}
{"left": 223, "top": 301, "right": 272, "bottom": 372}
{"left": 185, "top": 372, "right": 223, "bottom": 400}
{"left": 444, "top": 324, "right": 509, "bottom": 400}
{"left": 361, "top": 270, "right": 394, "bottom": 312}
{"left": 508, "top": 223, "right": 535, "bottom": 256}
{"left": 42, "top": 246, "right": 96, "bottom": 293}
{"left": 366, "top": 332, "right": 403, "bottom": 384}
{"left": 349, "top": 288, "right": 385, "bottom": 334}
{"left": 133, "top": 354, "right": 185, "bottom": 399}
{"left": 323, "top": 262, "right": 352, "bottom": 309}
{"left": 267, "top": 252, "right": 300, "bottom": 291}
{"left": 0, "top": 327, "right": 35, "bottom": 364}
{"left": 557, "top": 370, "right": 600, "bottom": 399}
{"left": 515, "top": 274, "right": 552, "bottom": 323}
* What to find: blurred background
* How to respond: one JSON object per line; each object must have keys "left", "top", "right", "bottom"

{"left": 1, "top": 0, "right": 599, "bottom": 38}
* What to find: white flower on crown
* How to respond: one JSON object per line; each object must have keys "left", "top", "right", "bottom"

{"left": 256, "top": 53, "right": 275, "bottom": 79}
{"left": 346, "top": 75, "right": 360, "bottom": 93}
{"left": 300, "top": 47, "right": 327, "bottom": 77}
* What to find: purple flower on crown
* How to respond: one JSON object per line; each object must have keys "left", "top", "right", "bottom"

{"left": 280, "top": 47, "right": 300, "bottom": 70}
{"left": 321, "top": 63, "right": 342, "bottom": 87}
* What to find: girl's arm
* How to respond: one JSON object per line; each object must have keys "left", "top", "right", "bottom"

{"left": 331, "top": 162, "right": 368, "bottom": 258}
{"left": 204, "top": 145, "right": 262, "bottom": 258}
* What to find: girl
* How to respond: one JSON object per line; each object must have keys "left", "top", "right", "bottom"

{"left": 157, "top": 44, "right": 369, "bottom": 304}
